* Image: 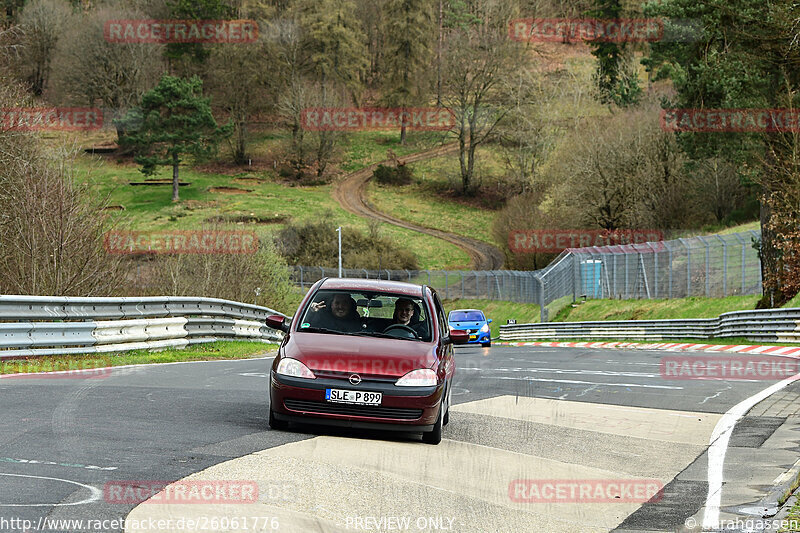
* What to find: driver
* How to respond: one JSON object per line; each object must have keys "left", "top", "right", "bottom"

{"left": 389, "top": 298, "right": 427, "bottom": 338}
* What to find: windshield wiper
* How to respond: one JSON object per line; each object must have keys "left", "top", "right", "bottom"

{"left": 299, "top": 327, "right": 347, "bottom": 335}
{"left": 347, "top": 331, "right": 418, "bottom": 341}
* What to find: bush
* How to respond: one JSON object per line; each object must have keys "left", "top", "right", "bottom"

{"left": 275, "top": 219, "right": 418, "bottom": 270}
{"left": 373, "top": 163, "right": 413, "bottom": 186}
{"left": 125, "top": 238, "right": 295, "bottom": 313}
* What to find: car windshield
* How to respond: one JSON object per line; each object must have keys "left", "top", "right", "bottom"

{"left": 297, "top": 289, "right": 432, "bottom": 341}
{"left": 449, "top": 311, "right": 485, "bottom": 322}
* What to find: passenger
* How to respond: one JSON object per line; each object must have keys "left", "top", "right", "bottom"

{"left": 307, "top": 293, "right": 362, "bottom": 332}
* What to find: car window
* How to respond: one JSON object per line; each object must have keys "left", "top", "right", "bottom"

{"left": 432, "top": 292, "right": 448, "bottom": 339}
{"left": 297, "top": 289, "right": 431, "bottom": 341}
{"left": 449, "top": 310, "right": 485, "bottom": 322}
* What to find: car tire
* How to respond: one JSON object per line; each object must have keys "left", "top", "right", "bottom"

{"left": 422, "top": 403, "right": 443, "bottom": 445}
{"left": 481, "top": 340, "right": 491, "bottom": 348}
{"left": 269, "top": 408, "right": 288, "bottom": 431}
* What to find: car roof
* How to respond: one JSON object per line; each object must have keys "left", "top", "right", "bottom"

{"left": 449, "top": 309, "right": 484, "bottom": 314}
{"left": 319, "top": 278, "right": 426, "bottom": 297}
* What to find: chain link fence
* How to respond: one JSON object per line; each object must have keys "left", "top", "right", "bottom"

{"left": 290, "top": 230, "right": 763, "bottom": 322}
{"left": 535, "top": 230, "right": 763, "bottom": 321}
{"left": 289, "top": 266, "right": 542, "bottom": 303}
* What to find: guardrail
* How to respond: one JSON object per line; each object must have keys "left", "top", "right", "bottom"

{"left": 0, "top": 296, "right": 287, "bottom": 358}
{"left": 499, "top": 308, "right": 800, "bottom": 344}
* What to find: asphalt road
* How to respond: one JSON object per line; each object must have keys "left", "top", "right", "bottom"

{"left": 0, "top": 346, "right": 790, "bottom": 532}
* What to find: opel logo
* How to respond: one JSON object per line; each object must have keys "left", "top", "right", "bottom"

{"left": 349, "top": 374, "right": 362, "bottom": 385}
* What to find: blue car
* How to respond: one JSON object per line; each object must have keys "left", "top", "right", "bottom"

{"left": 448, "top": 309, "right": 492, "bottom": 347}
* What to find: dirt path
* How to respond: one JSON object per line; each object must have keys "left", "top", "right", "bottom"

{"left": 332, "top": 143, "right": 505, "bottom": 270}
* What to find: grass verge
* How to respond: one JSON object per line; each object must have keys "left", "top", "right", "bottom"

{"left": 0, "top": 341, "right": 277, "bottom": 376}
{"left": 553, "top": 295, "right": 760, "bottom": 322}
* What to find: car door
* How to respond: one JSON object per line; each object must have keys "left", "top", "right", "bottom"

{"left": 431, "top": 290, "right": 455, "bottom": 383}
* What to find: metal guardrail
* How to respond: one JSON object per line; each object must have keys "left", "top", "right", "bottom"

{"left": 0, "top": 296, "right": 287, "bottom": 358}
{"left": 499, "top": 308, "right": 800, "bottom": 344}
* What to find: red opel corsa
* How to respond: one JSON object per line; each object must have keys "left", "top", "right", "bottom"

{"left": 265, "top": 278, "right": 469, "bottom": 444}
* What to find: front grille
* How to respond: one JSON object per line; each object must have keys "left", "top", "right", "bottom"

{"left": 313, "top": 370, "right": 396, "bottom": 383}
{"left": 284, "top": 399, "right": 423, "bottom": 420}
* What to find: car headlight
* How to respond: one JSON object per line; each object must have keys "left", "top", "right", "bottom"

{"left": 480, "top": 324, "right": 490, "bottom": 333}
{"left": 276, "top": 358, "right": 316, "bottom": 379}
{"left": 395, "top": 368, "right": 438, "bottom": 387}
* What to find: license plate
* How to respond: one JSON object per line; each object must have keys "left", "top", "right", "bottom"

{"left": 325, "top": 389, "right": 382, "bottom": 405}
{"left": 469, "top": 335, "right": 477, "bottom": 340}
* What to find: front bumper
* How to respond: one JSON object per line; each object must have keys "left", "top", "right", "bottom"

{"left": 465, "top": 332, "right": 491, "bottom": 344}
{"left": 270, "top": 371, "right": 443, "bottom": 431}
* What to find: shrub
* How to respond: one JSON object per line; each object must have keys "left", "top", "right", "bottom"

{"left": 373, "top": 163, "right": 413, "bottom": 186}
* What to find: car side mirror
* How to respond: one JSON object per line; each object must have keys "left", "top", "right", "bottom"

{"left": 266, "top": 315, "right": 290, "bottom": 333}
{"left": 487, "top": 319, "right": 493, "bottom": 323}
{"left": 449, "top": 329, "right": 469, "bottom": 345}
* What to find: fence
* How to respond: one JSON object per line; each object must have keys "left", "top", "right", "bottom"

{"left": 533, "top": 230, "right": 763, "bottom": 322}
{"left": 499, "top": 307, "right": 800, "bottom": 344}
{"left": 291, "top": 230, "right": 764, "bottom": 322}
{"left": 0, "top": 296, "right": 286, "bottom": 358}
{"left": 290, "top": 266, "right": 542, "bottom": 303}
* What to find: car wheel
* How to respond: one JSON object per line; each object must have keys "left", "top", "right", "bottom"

{"left": 269, "top": 408, "right": 288, "bottom": 430}
{"left": 422, "top": 403, "right": 443, "bottom": 445}
{"left": 481, "top": 340, "right": 491, "bottom": 348}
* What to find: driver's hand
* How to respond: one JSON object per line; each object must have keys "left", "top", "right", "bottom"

{"left": 310, "top": 302, "right": 326, "bottom": 312}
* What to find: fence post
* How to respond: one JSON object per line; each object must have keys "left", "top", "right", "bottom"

{"left": 733, "top": 233, "right": 746, "bottom": 295}
{"left": 427, "top": 270, "right": 431, "bottom": 285}
{"left": 461, "top": 271, "right": 465, "bottom": 299}
{"left": 715, "top": 235, "right": 727, "bottom": 296}
{"left": 698, "top": 236, "right": 710, "bottom": 297}
{"left": 363, "top": 268, "right": 369, "bottom": 279}
{"left": 648, "top": 243, "right": 658, "bottom": 298}
{"left": 299, "top": 266, "right": 304, "bottom": 289}
{"left": 572, "top": 255, "right": 578, "bottom": 303}
{"left": 445, "top": 271, "right": 449, "bottom": 299}
{"left": 679, "top": 238, "right": 690, "bottom": 296}
{"left": 386, "top": 269, "right": 391, "bottom": 280}
{"left": 750, "top": 230, "right": 763, "bottom": 290}
{"left": 536, "top": 274, "right": 546, "bottom": 322}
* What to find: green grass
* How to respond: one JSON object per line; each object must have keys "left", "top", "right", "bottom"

{"left": 0, "top": 341, "right": 277, "bottom": 376}
{"left": 78, "top": 138, "right": 470, "bottom": 270}
{"left": 442, "top": 298, "right": 541, "bottom": 338}
{"left": 784, "top": 293, "right": 800, "bottom": 308}
{"left": 553, "top": 295, "right": 760, "bottom": 322}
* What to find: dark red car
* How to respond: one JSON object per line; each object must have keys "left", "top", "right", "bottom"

{"left": 265, "top": 278, "right": 469, "bottom": 444}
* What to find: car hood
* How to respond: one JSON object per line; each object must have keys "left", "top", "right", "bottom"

{"left": 284, "top": 332, "right": 437, "bottom": 378}
{"left": 449, "top": 321, "right": 485, "bottom": 329}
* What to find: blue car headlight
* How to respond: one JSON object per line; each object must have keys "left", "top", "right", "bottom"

{"left": 480, "top": 324, "right": 490, "bottom": 333}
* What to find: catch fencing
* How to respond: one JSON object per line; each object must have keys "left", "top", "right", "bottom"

{"left": 0, "top": 296, "right": 286, "bottom": 358}
{"left": 292, "top": 230, "right": 763, "bottom": 322}
{"left": 290, "top": 266, "right": 542, "bottom": 303}
{"left": 535, "top": 230, "right": 763, "bottom": 321}
{"left": 499, "top": 307, "right": 800, "bottom": 344}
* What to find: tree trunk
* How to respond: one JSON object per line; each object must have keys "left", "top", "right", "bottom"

{"left": 756, "top": 189, "right": 782, "bottom": 308}
{"left": 436, "top": 0, "right": 443, "bottom": 107}
{"left": 172, "top": 152, "right": 180, "bottom": 203}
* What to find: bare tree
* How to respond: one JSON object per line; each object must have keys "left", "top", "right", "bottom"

{"left": 15, "top": 0, "right": 70, "bottom": 95}
{"left": 49, "top": 2, "right": 164, "bottom": 142}
{"left": 0, "top": 129, "right": 125, "bottom": 295}
{"left": 441, "top": 0, "right": 525, "bottom": 194}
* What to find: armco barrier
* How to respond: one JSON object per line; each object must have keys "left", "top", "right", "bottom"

{"left": 499, "top": 308, "right": 800, "bottom": 343}
{"left": 0, "top": 296, "right": 286, "bottom": 358}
